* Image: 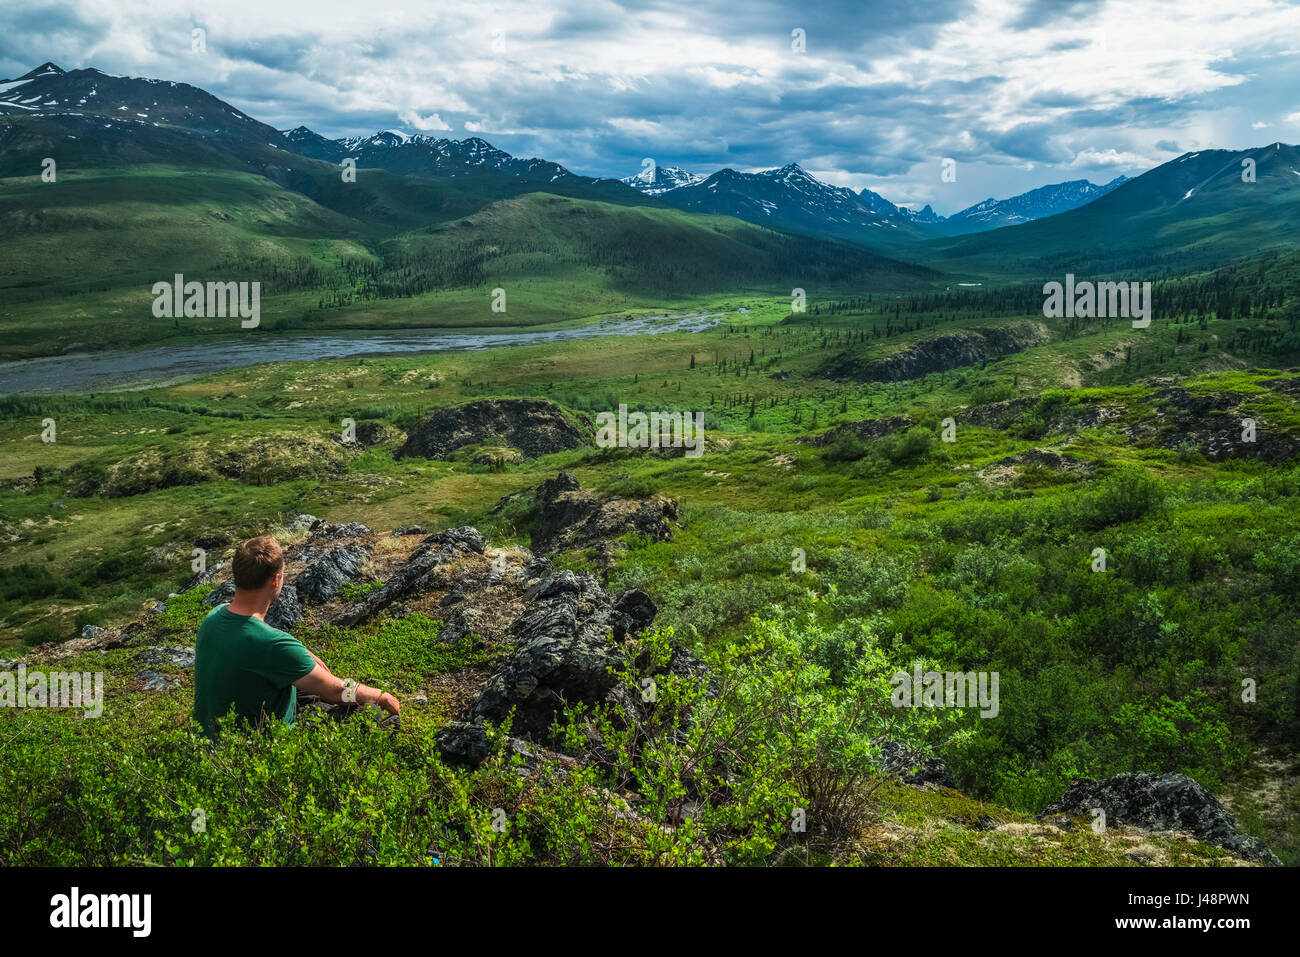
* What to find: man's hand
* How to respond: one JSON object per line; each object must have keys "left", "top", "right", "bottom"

{"left": 372, "top": 692, "right": 400, "bottom": 717}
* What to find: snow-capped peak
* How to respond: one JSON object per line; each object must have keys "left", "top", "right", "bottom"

{"left": 2, "top": 62, "right": 66, "bottom": 83}
{"left": 620, "top": 163, "right": 706, "bottom": 195}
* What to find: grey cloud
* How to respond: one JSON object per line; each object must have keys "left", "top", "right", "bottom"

{"left": 2, "top": 0, "right": 1292, "bottom": 211}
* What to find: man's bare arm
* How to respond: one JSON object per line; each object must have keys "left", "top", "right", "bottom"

{"left": 293, "top": 664, "right": 399, "bottom": 715}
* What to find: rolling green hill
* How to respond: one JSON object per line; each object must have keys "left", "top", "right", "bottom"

{"left": 922, "top": 144, "right": 1300, "bottom": 279}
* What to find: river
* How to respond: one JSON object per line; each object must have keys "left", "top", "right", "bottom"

{"left": 0, "top": 312, "right": 725, "bottom": 395}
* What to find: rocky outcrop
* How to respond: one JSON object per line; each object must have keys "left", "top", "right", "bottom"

{"left": 879, "top": 739, "right": 958, "bottom": 789}
{"left": 134, "top": 645, "right": 196, "bottom": 668}
{"left": 31, "top": 623, "right": 137, "bottom": 660}
{"left": 822, "top": 322, "right": 1048, "bottom": 383}
{"left": 962, "top": 393, "right": 1125, "bottom": 436}
{"left": 976, "top": 448, "right": 1098, "bottom": 484}
{"left": 1150, "top": 387, "right": 1298, "bottom": 463}
{"left": 293, "top": 544, "right": 370, "bottom": 603}
{"left": 396, "top": 399, "right": 589, "bottom": 461}
{"left": 800, "top": 415, "right": 911, "bottom": 448}
{"left": 81, "top": 433, "right": 353, "bottom": 498}
{"left": 436, "top": 570, "right": 661, "bottom": 763}
{"left": 1043, "top": 772, "right": 1280, "bottom": 865}
{"left": 530, "top": 472, "right": 678, "bottom": 557}
{"left": 957, "top": 396, "right": 1037, "bottom": 429}
{"left": 330, "top": 526, "right": 486, "bottom": 627}
{"left": 1046, "top": 401, "right": 1124, "bottom": 434}
{"left": 349, "top": 421, "right": 406, "bottom": 448}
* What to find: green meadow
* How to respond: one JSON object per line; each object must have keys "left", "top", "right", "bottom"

{"left": 3, "top": 281, "right": 1299, "bottom": 863}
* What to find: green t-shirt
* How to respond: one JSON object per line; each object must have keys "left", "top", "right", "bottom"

{"left": 192, "top": 604, "right": 316, "bottom": 736}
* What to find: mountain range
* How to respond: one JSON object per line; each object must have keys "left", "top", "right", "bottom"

{"left": 0, "top": 60, "right": 1143, "bottom": 250}
{"left": 2, "top": 59, "right": 1299, "bottom": 332}
{"left": 619, "top": 160, "right": 1131, "bottom": 239}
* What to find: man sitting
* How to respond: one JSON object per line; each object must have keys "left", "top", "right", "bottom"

{"left": 193, "top": 535, "right": 399, "bottom": 736}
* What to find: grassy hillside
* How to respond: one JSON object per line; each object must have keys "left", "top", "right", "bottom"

{"left": 0, "top": 166, "right": 938, "bottom": 359}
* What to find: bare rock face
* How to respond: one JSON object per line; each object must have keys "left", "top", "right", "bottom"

{"left": 1043, "top": 772, "right": 1280, "bottom": 865}
{"left": 396, "top": 399, "right": 589, "bottom": 461}
{"left": 530, "top": 472, "right": 678, "bottom": 556}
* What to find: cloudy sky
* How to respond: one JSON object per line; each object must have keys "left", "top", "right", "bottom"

{"left": 3, "top": 0, "right": 1299, "bottom": 213}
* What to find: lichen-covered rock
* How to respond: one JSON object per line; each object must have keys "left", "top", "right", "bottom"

{"left": 293, "top": 544, "right": 370, "bottom": 603}
{"left": 330, "top": 526, "right": 486, "bottom": 627}
{"left": 821, "top": 322, "right": 1048, "bottom": 383}
{"left": 879, "top": 739, "right": 958, "bottom": 789}
{"left": 530, "top": 472, "right": 678, "bottom": 555}
{"left": 433, "top": 720, "right": 576, "bottom": 776}
{"left": 397, "top": 399, "right": 589, "bottom": 461}
{"left": 800, "top": 414, "right": 911, "bottom": 448}
{"left": 134, "top": 645, "right": 196, "bottom": 668}
{"left": 308, "top": 522, "right": 370, "bottom": 542}
{"left": 1043, "top": 772, "right": 1280, "bottom": 865}
{"left": 179, "top": 558, "right": 227, "bottom": 594}
{"left": 138, "top": 669, "right": 181, "bottom": 692}
{"left": 1151, "top": 387, "right": 1298, "bottom": 463}
{"left": 286, "top": 514, "right": 318, "bottom": 533}
{"left": 436, "top": 571, "right": 659, "bottom": 761}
